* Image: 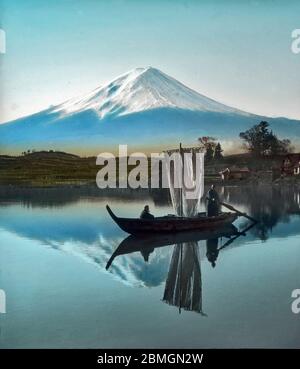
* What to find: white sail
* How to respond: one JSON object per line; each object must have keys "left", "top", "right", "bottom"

{"left": 163, "top": 145, "right": 205, "bottom": 314}
{"left": 164, "top": 147, "right": 204, "bottom": 217}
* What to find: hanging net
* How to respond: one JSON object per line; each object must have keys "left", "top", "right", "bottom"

{"left": 162, "top": 146, "right": 205, "bottom": 314}
{"left": 164, "top": 148, "right": 204, "bottom": 217}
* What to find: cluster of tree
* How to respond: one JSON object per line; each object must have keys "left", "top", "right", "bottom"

{"left": 239, "top": 121, "right": 292, "bottom": 157}
{"left": 198, "top": 121, "right": 293, "bottom": 160}
{"left": 21, "top": 149, "right": 55, "bottom": 156}
{"left": 198, "top": 136, "right": 223, "bottom": 161}
{"left": 21, "top": 149, "right": 35, "bottom": 155}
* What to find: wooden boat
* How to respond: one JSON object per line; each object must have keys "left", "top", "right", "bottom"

{"left": 106, "top": 205, "right": 238, "bottom": 235}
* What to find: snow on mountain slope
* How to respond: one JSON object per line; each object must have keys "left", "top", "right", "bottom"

{"left": 52, "top": 67, "right": 250, "bottom": 119}
{"left": 1, "top": 66, "right": 300, "bottom": 154}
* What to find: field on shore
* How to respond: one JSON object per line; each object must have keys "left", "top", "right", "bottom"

{"left": 0, "top": 150, "right": 294, "bottom": 187}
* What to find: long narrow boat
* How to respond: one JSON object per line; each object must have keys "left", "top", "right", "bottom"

{"left": 106, "top": 205, "right": 238, "bottom": 235}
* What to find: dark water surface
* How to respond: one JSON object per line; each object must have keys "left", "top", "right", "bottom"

{"left": 0, "top": 185, "right": 300, "bottom": 348}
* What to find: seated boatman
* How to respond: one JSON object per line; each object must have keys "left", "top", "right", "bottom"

{"left": 206, "top": 184, "right": 221, "bottom": 217}
{"left": 140, "top": 205, "right": 155, "bottom": 220}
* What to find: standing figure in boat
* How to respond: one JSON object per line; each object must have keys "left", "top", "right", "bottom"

{"left": 206, "top": 184, "right": 220, "bottom": 217}
{"left": 140, "top": 205, "right": 155, "bottom": 219}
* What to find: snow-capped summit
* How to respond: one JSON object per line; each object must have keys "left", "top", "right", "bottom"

{"left": 53, "top": 66, "right": 247, "bottom": 119}
{"left": 1, "top": 66, "right": 299, "bottom": 155}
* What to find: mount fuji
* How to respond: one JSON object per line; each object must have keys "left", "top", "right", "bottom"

{"left": 1, "top": 67, "right": 300, "bottom": 154}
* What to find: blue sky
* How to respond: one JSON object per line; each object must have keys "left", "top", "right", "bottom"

{"left": 0, "top": 0, "right": 300, "bottom": 123}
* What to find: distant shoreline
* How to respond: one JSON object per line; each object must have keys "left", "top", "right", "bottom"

{"left": 0, "top": 177, "right": 299, "bottom": 190}
{"left": 1, "top": 150, "right": 299, "bottom": 188}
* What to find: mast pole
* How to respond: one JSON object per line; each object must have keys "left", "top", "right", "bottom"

{"left": 179, "top": 142, "right": 183, "bottom": 217}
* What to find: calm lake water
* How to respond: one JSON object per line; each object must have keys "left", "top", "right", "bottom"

{"left": 0, "top": 185, "right": 300, "bottom": 348}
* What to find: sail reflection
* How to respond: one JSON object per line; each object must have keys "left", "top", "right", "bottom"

{"left": 163, "top": 242, "right": 205, "bottom": 315}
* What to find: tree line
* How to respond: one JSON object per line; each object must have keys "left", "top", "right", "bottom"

{"left": 198, "top": 136, "right": 223, "bottom": 161}
{"left": 239, "top": 121, "right": 292, "bottom": 157}
{"left": 198, "top": 120, "right": 293, "bottom": 161}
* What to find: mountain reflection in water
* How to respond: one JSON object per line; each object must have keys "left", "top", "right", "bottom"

{"left": 0, "top": 185, "right": 300, "bottom": 288}
{"left": 1, "top": 185, "right": 300, "bottom": 348}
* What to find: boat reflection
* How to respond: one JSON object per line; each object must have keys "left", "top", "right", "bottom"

{"left": 106, "top": 222, "right": 255, "bottom": 314}
{"left": 106, "top": 225, "right": 239, "bottom": 269}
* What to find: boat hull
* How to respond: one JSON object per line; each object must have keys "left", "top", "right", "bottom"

{"left": 106, "top": 205, "right": 238, "bottom": 235}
